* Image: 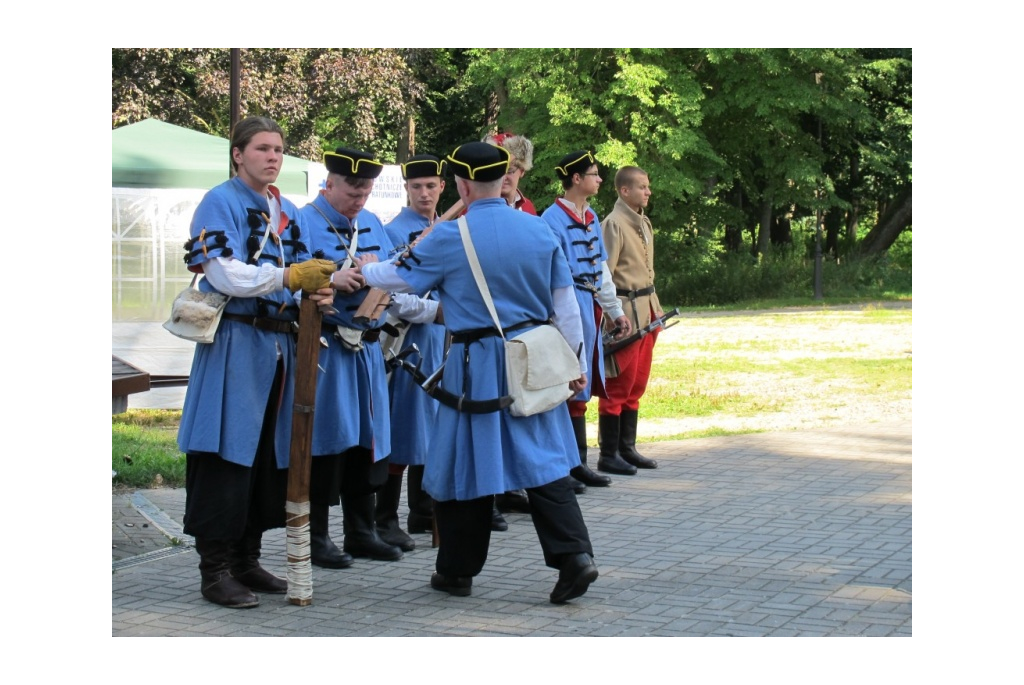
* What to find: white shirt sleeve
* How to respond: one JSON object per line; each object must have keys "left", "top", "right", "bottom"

{"left": 202, "top": 256, "right": 286, "bottom": 298}
{"left": 551, "top": 284, "right": 588, "bottom": 376}
{"left": 361, "top": 260, "right": 413, "bottom": 293}
{"left": 389, "top": 292, "right": 439, "bottom": 324}
{"left": 596, "top": 261, "right": 625, "bottom": 320}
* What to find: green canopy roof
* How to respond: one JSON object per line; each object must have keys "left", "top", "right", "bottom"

{"left": 112, "top": 118, "right": 311, "bottom": 195}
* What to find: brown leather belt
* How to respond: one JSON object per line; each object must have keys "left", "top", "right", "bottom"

{"left": 616, "top": 285, "right": 655, "bottom": 297}
{"left": 223, "top": 313, "right": 296, "bottom": 334}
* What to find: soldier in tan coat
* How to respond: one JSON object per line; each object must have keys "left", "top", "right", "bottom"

{"left": 598, "top": 166, "right": 664, "bottom": 475}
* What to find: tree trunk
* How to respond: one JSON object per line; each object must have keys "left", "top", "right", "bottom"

{"left": 396, "top": 115, "right": 414, "bottom": 163}
{"left": 771, "top": 215, "right": 792, "bottom": 247}
{"left": 754, "top": 200, "right": 772, "bottom": 256}
{"left": 824, "top": 210, "right": 842, "bottom": 256}
{"left": 723, "top": 184, "right": 744, "bottom": 252}
{"left": 723, "top": 225, "right": 743, "bottom": 252}
{"left": 485, "top": 79, "right": 507, "bottom": 130}
{"left": 861, "top": 184, "right": 912, "bottom": 256}
{"left": 845, "top": 152, "right": 861, "bottom": 243}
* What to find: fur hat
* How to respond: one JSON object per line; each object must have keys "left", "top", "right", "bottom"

{"left": 483, "top": 133, "right": 533, "bottom": 172}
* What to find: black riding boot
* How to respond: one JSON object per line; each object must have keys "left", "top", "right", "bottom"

{"left": 569, "top": 415, "right": 611, "bottom": 486}
{"left": 343, "top": 491, "right": 403, "bottom": 561}
{"left": 376, "top": 473, "right": 415, "bottom": 552}
{"left": 230, "top": 531, "right": 287, "bottom": 593}
{"left": 619, "top": 409, "right": 658, "bottom": 469}
{"left": 406, "top": 465, "right": 433, "bottom": 534}
{"left": 496, "top": 489, "right": 532, "bottom": 513}
{"left": 310, "top": 503, "right": 354, "bottom": 569}
{"left": 196, "top": 538, "right": 259, "bottom": 608}
{"left": 596, "top": 413, "right": 637, "bottom": 475}
{"left": 491, "top": 503, "right": 508, "bottom": 531}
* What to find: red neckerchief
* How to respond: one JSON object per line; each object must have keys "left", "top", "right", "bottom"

{"left": 555, "top": 197, "right": 595, "bottom": 227}
{"left": 268, "top": 184, "right": 289, "bottom": 233}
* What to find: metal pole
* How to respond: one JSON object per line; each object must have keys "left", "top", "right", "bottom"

{"left": 813, "top": 72, "right": 824, "bottom": 301}
{"left": 229, "top": 49, "right": 241, "bottom": 179}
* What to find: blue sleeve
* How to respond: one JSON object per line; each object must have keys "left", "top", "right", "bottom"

{"left": 393, "top": 222, "right": 452, "bottom": 295}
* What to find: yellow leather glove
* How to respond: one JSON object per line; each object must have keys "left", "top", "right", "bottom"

{"left": 288, "top": 259, "right": 336, "bottom": 292}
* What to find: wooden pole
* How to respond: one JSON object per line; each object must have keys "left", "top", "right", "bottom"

{"left": 436, "top": 199, "right": 464, "bottom": 224}
{"left": 285, "top": 296, "right": 322, "bottom": 605}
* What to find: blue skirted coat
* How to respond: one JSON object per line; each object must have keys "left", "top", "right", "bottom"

{"left": 300, "top": 195, "right": 395, "bottom": 460}
{"left": 383, "top": 207, "right": 445, "bottom": 466}
{"left": 177, "top": 177, "right": 309, "bottom": 468}
{"left": 383, "top": 198, "right": 579, "bottom": 501}
{"left": 540, "top": 200, "right": 608, "bottom": 401}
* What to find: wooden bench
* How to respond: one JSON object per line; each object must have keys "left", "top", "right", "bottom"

{"left": 112, "top": 356, "right": 150, "bottom": 414}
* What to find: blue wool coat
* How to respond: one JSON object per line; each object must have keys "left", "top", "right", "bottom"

{"left": 177, "top": 177, "right": 309, "bottom": 468}
{"left": 299, "top": 195, "right": 394, "bottom": 460}
{"left": 540, "top": 199, "right": 609, "bottom": 401}
{"left": 386, "top": 198, "right": 579, "bottom": 501}
{"left": 383, "top": 207, "right": 445, "bottom": 466}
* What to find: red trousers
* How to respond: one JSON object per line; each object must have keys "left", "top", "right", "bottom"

{"left": 599, "top": 326, "right": 659, "bottom": 416}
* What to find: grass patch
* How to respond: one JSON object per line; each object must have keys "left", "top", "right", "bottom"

{"left": 113, "top": 410, "right": 185, "bottom": 488}
{"left": 681, "top": 295, "right": 912, "bottom": 313}
{"left": 771, "top": 357, "right": 912, "bottom": 393}
{"left": 112, "top": 303, "right": 912, "bottom": 488}
{"left": 647, "top": 427, "right": 769, "bottom": 442}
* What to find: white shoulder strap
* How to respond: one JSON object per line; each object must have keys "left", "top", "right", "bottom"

{"left": 457, "top": 216, "right": 504, "bottom": 341}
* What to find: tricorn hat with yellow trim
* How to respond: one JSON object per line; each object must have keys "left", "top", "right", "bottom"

{"left": 324, "top": 147, "right": 384, "bottom": 179}
{"left": 555, "top": 150, "right": 597, "bottom": 180}
{"left": 401, "top": 154, "right": 447, "bottom": 180}
{"left": 446, "top": 143, "right": 509, "bottom": 182}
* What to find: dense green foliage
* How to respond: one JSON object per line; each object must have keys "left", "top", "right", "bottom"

{"left": 663, "top": 228, "right": 911, "bottom": 306}
{"left": 112, "top": 48, "right": 912, "bottom": 305}
{"left": 112, "top": 48, "right": 422, "bottom": 161}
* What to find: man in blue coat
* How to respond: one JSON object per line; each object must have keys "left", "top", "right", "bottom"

{"left": 359, "top": 142, "right": 599, "bottom": 604}
{"left": 299, "top": 147, "right": 405, "bottom": 568}
{"left": 542, "top": 150, "right": 633, "bottom": 485}
{"left": 178, "top": 117, "right": 336, "bottom": 607}
{"left": 378, "top": 155, "right": 449, "bottom": 547}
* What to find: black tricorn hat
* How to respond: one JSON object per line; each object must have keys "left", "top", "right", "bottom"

{"left": 401, "top": 154, "right": 447, "bottom": 180}
{"left": 555, "top": 150, "right": 597, "bottom": 180}
{"left": 324, "top": 147, "right": 384, "bottom": 179}
{"left": 446, "top": 142, "right": 509, "bottom": 182}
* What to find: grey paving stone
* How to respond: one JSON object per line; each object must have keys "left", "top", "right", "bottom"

{"left": 113, "top": 421, "right": 911, "bottom": 636}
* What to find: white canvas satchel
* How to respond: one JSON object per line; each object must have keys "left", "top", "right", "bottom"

{"left": 162, "top": 274, "right": 229, "bottom": 344}
{"left": 457, "top": 217, "right": 579, "bottom": 417}
{"left": 163, "top": 215, "right": 273, "bottom": 344}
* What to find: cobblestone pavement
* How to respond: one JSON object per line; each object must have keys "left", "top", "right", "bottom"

{"left": 112, "top": 420, "right": 911, "bottom": 636}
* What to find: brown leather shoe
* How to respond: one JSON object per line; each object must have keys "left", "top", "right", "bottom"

{"left": 196, "top": 538, "right": 259, "bottom": 608}
{"left": 202, "top": 570, "right": 260, "bottom": 608}
{"left": 231, "top": 565, "right": 287, "bottom": 594}
{"left": 231, "top": 534, "right": 287, "bottom": 593}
